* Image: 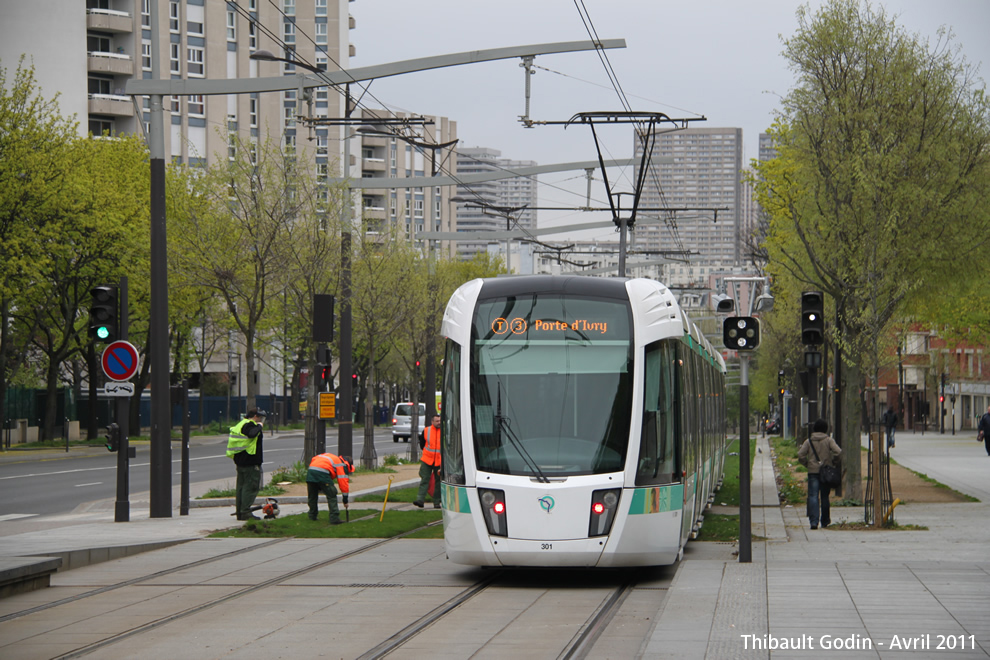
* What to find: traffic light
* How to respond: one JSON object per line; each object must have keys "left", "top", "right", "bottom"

{"left": 105, "top": 423, "right": 120, "bottom": 452}
{"left": 89, "top": 286, "right": 118, "bottom": 342}
{"left": 317, "top": 365, "right": 331, "bottom": 390}
{"left": 801, "top": 291, "right": 824, "bottom": 345}
{"left": 722, "top": 316, "right": 760, "bottom": 350}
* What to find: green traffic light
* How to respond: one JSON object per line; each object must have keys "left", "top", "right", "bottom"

{"left": 96, "top": 326, "right": 111, "bottom": 340}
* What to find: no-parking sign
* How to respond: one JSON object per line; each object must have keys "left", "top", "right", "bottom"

{"left": 101, "top": 340, "right": 139, "bottom": 382}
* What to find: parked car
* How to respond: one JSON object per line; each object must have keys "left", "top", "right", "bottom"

{"left": 392, "top": 402, "right": 426, "bottom": 442}
{"left": 765, "top": 417, "right": 781, "bottom": 433}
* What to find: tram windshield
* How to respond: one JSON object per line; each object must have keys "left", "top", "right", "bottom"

{"left": 470, "top": 295, "right": 633, "bottom": 477}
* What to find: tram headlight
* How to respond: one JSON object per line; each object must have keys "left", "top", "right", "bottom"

{"left": 589, "top": 488, "right": 621, "bottom": 537}
{"left": 478, "top": 488, "right": 507, "bottom": 537}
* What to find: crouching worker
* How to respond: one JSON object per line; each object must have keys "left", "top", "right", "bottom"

{"left": 306, "top": 453, "right": 354, "bottom": 524}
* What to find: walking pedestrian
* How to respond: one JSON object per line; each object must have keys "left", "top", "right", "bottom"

{"left": 797, "top": 418, "right": 842, "bottom": 530}
{"left": 226, "top": 410, "right": 266, "bottom": 521}
{"left": 881, "top": 406, "right": 897, "bottom": 449}
{"left": 306, "top": 453, "right": 353, "bottom": 524}
{"left": 978, "top": 405, "right": 990, "bottom": 456}
{"left": 413, "top": 414, "right": 442, "bottom": 509}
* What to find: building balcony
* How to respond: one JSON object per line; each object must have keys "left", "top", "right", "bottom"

{"left": 87, "top": 52, "right": 134, "bottom": 76}
{"left": 88, "top": 94, "right": 133, "bottom": 117}
{"left": 86, "top": 9, "right": 133, "bottom": 33}
{"left": 361, "top": 205, "right": 386, "bottom": 221}
{"left": 362, "top": 157, "right": 386, "bottom": 172}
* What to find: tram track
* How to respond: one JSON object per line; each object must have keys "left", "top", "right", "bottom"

{"left": 3, "top": 520, "right": 675, "bottom": 659}
{"left": 3, "top": 520, "right": 443, "bottom": 660}
{"left": 355, "top": 568, "right": 660, "bottom": 659}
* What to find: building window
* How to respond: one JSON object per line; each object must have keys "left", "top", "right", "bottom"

{"left": 141, "top": 0, "right": 151, "bottom": 28}
{"left": 248, "top": 23, "right": 257, "bottom": 50}
{"left": 226, "top": 11, "right": 236, "bottom": 41}
{"left": 89, "top": 117, "right": 114, "bottom": 137}
{"left": 170, "top": 95, "right": 180, "bottom": 113}
{"left": 87, "top": 34, "right": 112, "bottom": 54}
{"left": 316, "top": 134, "right": 328, "bottom": 155}
{"left": 188, "top": 95, "right": 204, "bottom": 116}
{"left": 169, "top": 43, "right": 180, "bottom": 73}
{"left": 228, "top": 134, "right": 237, "bottom": 161}
{"left": 187, "top": 19, "right": 203, "bottom": 36}
{"left": 315, "top": 0, "right": 327, "bottom": 15}
{"left": 283, "top": 21, "right": 295, "bottom": 44}
{"left": 284, "top": 134, "right": 296, "bottom": 155}
{"left": 249, "top": 98, "right": 258, "bottom": 127}
{"left": 142, "top": 41, "right": 152, "bottom": 71}
{"left": 88, "top": 76, "right": 112, "bottom": 95}
{"left": 315, "top": 23, "right": 327, "bottom": 45}
{"left": 169, "top": 1, "right": 179, "bottom": 32}
{"left": 187, "top": 46, "right": 204, "bottom": 77}
{"left": 283, "top": 0, "right": 295, "bottom": 16}
{"left": 284, "top": 106, "right": 295, "bottom": 128}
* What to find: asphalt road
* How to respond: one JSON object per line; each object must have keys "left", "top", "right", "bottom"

{"left": 0, "top": 426, "right": 413, "bottom": 518}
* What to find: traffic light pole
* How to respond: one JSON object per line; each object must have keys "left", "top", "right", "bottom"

{"left": 739, "top": 354, "right": 752, "bottom": 563}
{"left": 114, "top": 276, "right": 130, "bottom": 523}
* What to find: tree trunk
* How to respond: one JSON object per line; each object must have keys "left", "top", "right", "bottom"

{"left": 842, "top": 359, "right": 864, "bottom": 501}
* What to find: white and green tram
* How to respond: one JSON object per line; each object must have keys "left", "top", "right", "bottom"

{"left": 438, "top": 275, "right": 727, "bottom": 567}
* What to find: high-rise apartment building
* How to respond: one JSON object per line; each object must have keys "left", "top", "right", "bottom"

{"left": 634, "top": 127, "right": 744, "bottom": 289}
{"left": 357, "top": 108, "right": 458, "bottom": 257}
{"left": 1, "top": 0, "right": 352, "bottom": 171}
{"left": 454, "top": 147, "right": 538, "bottom": 264}
{"left": 1, "top": 1, "right": 462, "bottom": 253}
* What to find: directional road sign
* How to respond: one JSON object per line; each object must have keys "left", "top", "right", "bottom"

{"left": 101, "top": 340, "right": 139, "bottom": 382}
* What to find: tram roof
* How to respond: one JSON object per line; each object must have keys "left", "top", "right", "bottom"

{"left": 479, "top": 275, "right": 632, "bottom": 300}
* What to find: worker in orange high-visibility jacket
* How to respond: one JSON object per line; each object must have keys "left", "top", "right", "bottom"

{"left": 306, "top": 453, "right": 353, "bottom": 524}
{"left": 414, "top": 414, "right": 442, "bottom": 509}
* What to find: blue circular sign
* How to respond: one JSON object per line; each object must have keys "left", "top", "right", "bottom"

{"left": 101, "top": 341, "right": 139, "bottom": 381}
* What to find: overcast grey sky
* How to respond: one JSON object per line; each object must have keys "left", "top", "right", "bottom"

{"left": 347, "top": 1, "right": 990, "bottom": 239}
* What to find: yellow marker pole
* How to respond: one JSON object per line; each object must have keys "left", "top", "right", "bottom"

{"left": 380, "top": 476, "right": 393, "bottom": 522}
{"left": 882, "top": 498, "right": 901, "bottom": 525}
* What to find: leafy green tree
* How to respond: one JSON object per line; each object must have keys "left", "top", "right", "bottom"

{"left": 350, "top": 222, "right": 417, "bottom": 466}
{"left": 0, "top": 58, "right": 80, "bottom": 431}
{"left": 171, "top": 134, "right": 323, "bottom": 413}
{"left": 753, "top": 0, "right": 990, "bottom": 499}
{"left": 12, "top": 135, "right": 149, "bottom": 440}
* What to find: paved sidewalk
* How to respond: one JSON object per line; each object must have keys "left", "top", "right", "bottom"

{"left": 646, "top": 432, "right": 990, "bottom": 659}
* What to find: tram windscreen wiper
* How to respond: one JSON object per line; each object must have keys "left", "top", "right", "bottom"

{"left": 495, "top": 385, "right": 550, "bottom": 484}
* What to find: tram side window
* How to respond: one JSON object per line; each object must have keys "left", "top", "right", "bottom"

{"left": 637, "top": 340, "right": 678, "bottom": 485}
{"left": 442, "top": 340, "right": 465, "bottom": 485}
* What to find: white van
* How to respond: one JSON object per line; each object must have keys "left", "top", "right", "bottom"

{"left": 391, "top": 402, "right": 426, "bottom": 442}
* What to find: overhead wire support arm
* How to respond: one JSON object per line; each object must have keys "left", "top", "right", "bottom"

{"left": 535, "top": 111, "right": 707, "bottom": 275}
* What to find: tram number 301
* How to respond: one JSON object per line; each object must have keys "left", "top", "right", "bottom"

{"left": 541, "top": 543, "right": 553, "bottom": 550}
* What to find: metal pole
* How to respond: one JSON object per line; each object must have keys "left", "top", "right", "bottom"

{"left": 739, "top": 354, "right": 752, "bottom": 563}
{"left": 338, "top": 86, "right": 354, "bottom": 461}
{"left": 148, "top": 0, "right": 171, "bottom": 517}
{"left": 180, "top": 379, "right": 190, "bottom": 516}
{"left": 617, "top": 215, "right": 627, "bottom": 278}
{"left": 115, "top": 276, "right": 130, "bottom": 522}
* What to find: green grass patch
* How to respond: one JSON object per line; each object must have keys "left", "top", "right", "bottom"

{"left": 200, "top": 483, "right": 286, "bottom": 499}
{"left": 354, "top": 486, "right": 421, "bottom": 503}
{"left": 209, "top": 509, "right": 442, "bottom": 538}
{"left": 770, "top": 435, "right": 807, "bottom": 505}
{"left": 695, "top": 513, "right": 743, "bottom": 542}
